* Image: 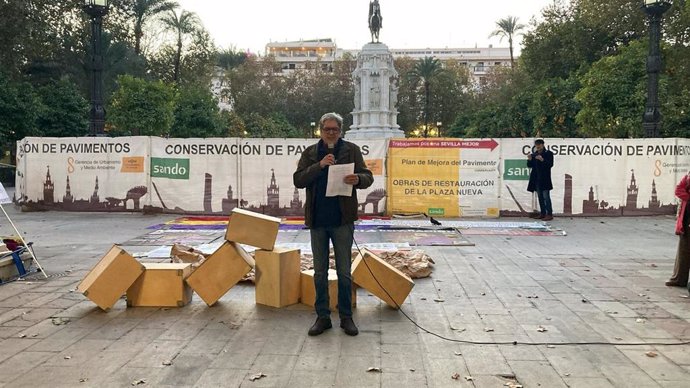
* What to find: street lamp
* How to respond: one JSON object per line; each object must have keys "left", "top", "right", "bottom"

{"left": 310, "top": 121, "right": 316, "bottom": 138}
{"left": 436, "top": 121, "right": 443, "bottom": 137}
{"left": 641, "top": 0, "right": 671, "bottom": 138}
{"left": 83, "top": 0, "right": 109, "bottom": 137}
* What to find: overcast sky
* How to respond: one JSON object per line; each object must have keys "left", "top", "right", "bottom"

{"left": 176, "top": 0, "right": 555, "bottom": 55}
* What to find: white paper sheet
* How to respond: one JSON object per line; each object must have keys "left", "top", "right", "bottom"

{"left": 326, "top": 163, "right": 354, "bottom": 197}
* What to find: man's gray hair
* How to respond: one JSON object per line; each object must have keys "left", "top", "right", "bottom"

{"left": 319, "top": 112, "right": 343, "bottom": 130}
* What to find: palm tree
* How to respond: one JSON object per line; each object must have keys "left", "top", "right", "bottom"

{"left": 489, "top": 16, "right": 526, "bottom": 69}
{"left": 160, "top": 9, "right": 200, "bottom": 83}
{"left": 131, "top": 0, "right": 178, "bottom": 55}
{"left": 408, "top": 57, "right": 443, "bottom": 137}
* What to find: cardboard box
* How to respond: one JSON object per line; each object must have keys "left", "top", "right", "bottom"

{"left": 225, "top": 208, "right": 281, "bottom": 250}
{"left": 351, "top": 249, "right": 414, "bottom": 309}
{"left": 126, "top": 263, "right": 193, "bottom": 307}
{"left": 254, "top": 248, "right": 301, "bottom": 308}
{"left": 185, "top": 241, "right": 255, "bottom": 306}
{"left": 77, "top": 245, "right": 145, "bottom": 311}
{"left": 300, "top": 269, "right": 356, "bottom": 310}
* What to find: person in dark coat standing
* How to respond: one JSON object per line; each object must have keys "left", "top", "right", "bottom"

{"left": 527, "top": 139, "right": 554, "bottom": 221}
{"left": 293, "top": 112, "right": 374, "bottom": 337}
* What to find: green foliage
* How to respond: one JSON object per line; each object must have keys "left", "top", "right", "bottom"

{"left": 575, "top": 40, "right": 648, "bottom": 138}
{"left": 107, "top": 75, "right": 176, "bottom": 136}
{"left": 35, "top": 78, "right": 89, "bottom": 137}
{"left": 520, "top": 2, "right": 611, "bottom": 81}
{"left": 0, "top": 72, "right": 39, "bottom": 143}
{"left": 169, "top": 84, "right": 223, "bottom": 138}
{"left": 244, "top": 112, "right": 300, "bottom": 138}
{"left": 529, "top": 77, "right": 581, "bottom": 138}
{"left": 216, "top": 48, "right": 248, "bottom": 70}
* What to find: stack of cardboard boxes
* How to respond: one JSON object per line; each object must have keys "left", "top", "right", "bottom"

{"left": 78, "top": 208, "right": 416, "bottom": 312}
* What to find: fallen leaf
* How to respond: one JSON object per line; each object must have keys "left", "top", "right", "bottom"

{"left": 409, "top": 368, "right": 415, "bottom": 372}
{"left": 420, "top": 297, "right": 427, "bottom": 301}
{"left": 79, "top": 378, "right": 88, "bottom": 383}
{"left": 131, "top": 379, "right": 146, "bottom": 386}
{"left": 649, "top": 263, "right": 658, "bottom": 268}
{"left": 366, "top": 367, "right": 382, "bottom": 373}
{"left": 64, "top": 356, "right": 71, "bottom": 360}
{"left": 564, "top": 373, "right": 570, "bottom": 377}
{"left": 636, "top": 318, "right": 646, "bottom": 323}
{"left": 537, "top": 326, "right": 548, "bottom": 332}
{"left": 581, "top": 299, "right": 589, "bottom": 303}
{"left": 382, "top": 350, "right": 389, "bottom": 354}
{"left": 546, "top": 345, "right": 556, "bottom": 349}
{"left": 645, "top": 351, "right": 658, "bottom": 358}
{"left": 484, "top": 328, "right": 494, "bottom": 332}
{"left": 162, "top": 360, "right": 172, "bottom": 366}
{"left": 480, "top": 292, "right": 486, "bottom": 296}
{"left": 454, "top": 351, "right": 462, "bottom": 356}
{"left": 464, "top": 375, "right": 474, "bottom": 381}
{"left": 614, "top": 337, "right": 623, "bottom": 341}
{"left": 249, "top": 372, "right": 267, "bottom": 381}
{"left": 433, "top": 299, "right": 445, "bottom": 303}
{"left": 680, "top": 295, "right": 689, "bottom": 299}
{"left": 18, "top": 333, "right": 27, "bottom": 338}
{"left": 451, "top": 373, "right": 460, "bottom": 380}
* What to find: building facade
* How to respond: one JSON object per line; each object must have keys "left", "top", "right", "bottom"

{"left": 264, "top": 39, "right": 512, "bottom": 85}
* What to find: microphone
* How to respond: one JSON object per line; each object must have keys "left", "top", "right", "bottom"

{"left": 327, "top": 142, "right": 335, "bottom": 155}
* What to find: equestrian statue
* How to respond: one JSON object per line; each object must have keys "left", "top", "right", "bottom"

{"left": 368, "top": 0, "right": 382, "bottom": 43}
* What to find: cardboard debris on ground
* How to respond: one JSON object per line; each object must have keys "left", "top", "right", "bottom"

{"left": 240, "top": 249, "right": 435, "bottom": 283}
{"left": 170, "top": 243, "right": 208, "bottom": 268}
{"left": 371, "top": 250, "right": 435, "bottom": 278}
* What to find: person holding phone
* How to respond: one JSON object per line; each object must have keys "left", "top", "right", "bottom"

{"left": 527, "top": 139, "right": 554, "bottom": 221}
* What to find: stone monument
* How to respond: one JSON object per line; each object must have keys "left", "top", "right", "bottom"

{"left": 345, "top": 1, "right": 404, "bottom": 140}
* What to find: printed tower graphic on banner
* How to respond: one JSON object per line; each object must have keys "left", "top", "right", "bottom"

{"left": 30, "top": 166, "right": 149, "bottom": 211}
{"left": 221, "top": 184, "right": 241, "bottom": 214}
{"left": 505, "top": 170, "right": 676, "bottom": 217}
{"left": 63, "top": 176, "right": 73, "bottom": 204}
{"left": 649, "top": 180, "right": 660, "bottom": 208}
{"left": 43, "top": 166, "right": 54, "bottom": 205}
{"left": 267, "top": 169, "right": 279, "bottom": 209}
{"left": 563, "top": 174, "right": 572, "bottom": 215}
{"left": 290, "top": 188, "right": 303, "bottom": 211}
{"left": 626, "top": 170, "right": 638, "bottom": 209}
{"left": 581, "top": 170, "right": 675, "bottom": 215}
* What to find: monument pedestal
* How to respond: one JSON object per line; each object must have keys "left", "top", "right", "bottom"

{"left": 345, "top": 42, "right": 404, "bottom": 140}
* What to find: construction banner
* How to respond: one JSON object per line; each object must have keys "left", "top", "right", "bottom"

{"left": 499, "top": 138, "right": 688, "bottom": 216}
{"left": 14, "top": 137, "right": 149, "bottom": 211}
{"left": 386, "top": 138, "right": 501, "bottom": 217}
{"left": 13, "top": 136, "right": 687, "bottom": 217}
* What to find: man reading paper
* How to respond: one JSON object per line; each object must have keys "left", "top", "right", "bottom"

{"left": 293, "top": 112, "right": 373, "bottom": 336}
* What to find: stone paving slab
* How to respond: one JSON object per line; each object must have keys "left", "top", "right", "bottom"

{"left": 1, "top": 205, "right": 689, "bottom": 387}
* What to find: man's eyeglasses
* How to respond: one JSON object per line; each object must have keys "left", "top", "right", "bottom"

{"left": 322, "top": 127, "right": 340, "bottom": 133}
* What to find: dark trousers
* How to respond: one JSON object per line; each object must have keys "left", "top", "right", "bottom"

{"left": 668, "top": 232, "right": 690, "bottom": 286}
{"left": 536, "top": 188, "right": 553, "bottom": 216}
{"left": 310, "top": 223, "right": 354, "bottom": 318}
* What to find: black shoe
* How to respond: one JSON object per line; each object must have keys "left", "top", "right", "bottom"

{"left": 340, "top": 317, "right": 359, "bottom": 336}
{"left": 308, "top": 317, "right": 332, "bottom": 336}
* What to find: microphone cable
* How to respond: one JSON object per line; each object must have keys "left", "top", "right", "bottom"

{"left": 351, "top": 235, "right": 690, "bottom": 347}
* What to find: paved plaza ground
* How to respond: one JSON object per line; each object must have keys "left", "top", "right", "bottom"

{"left": 1, "top": 197, "right": 689, "bottom": 387}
